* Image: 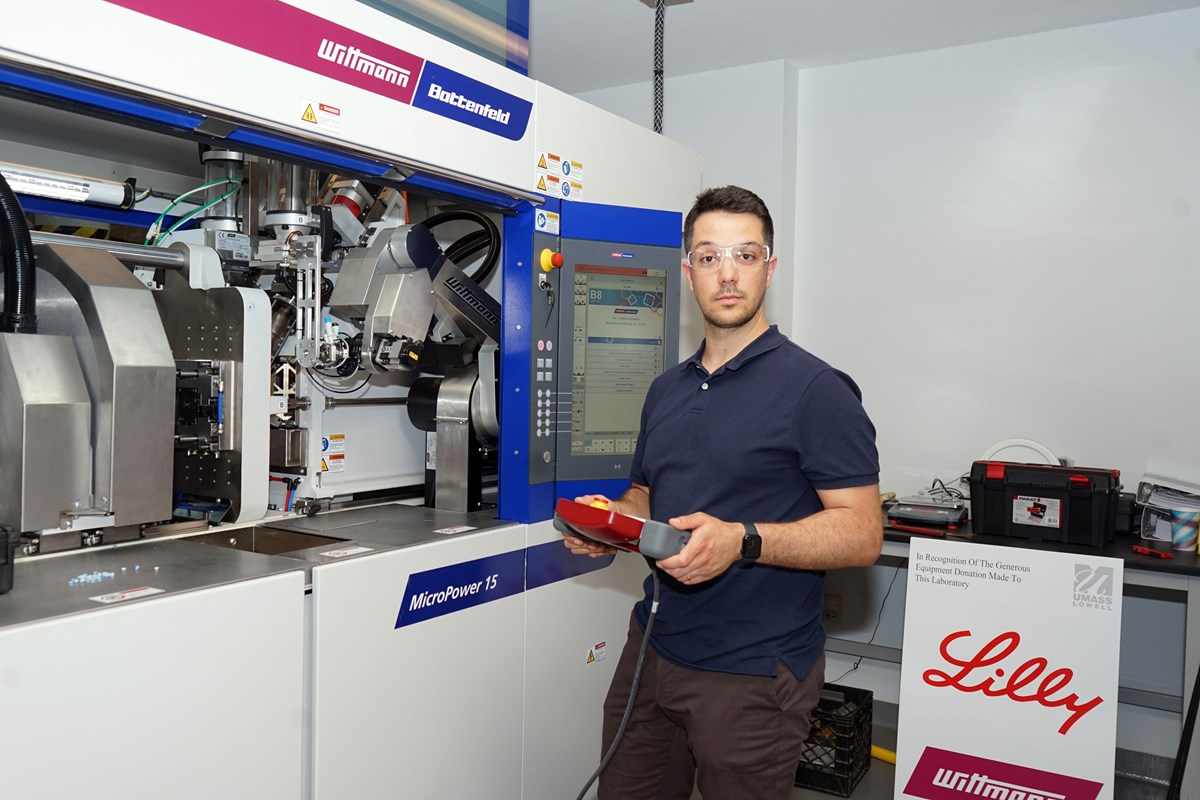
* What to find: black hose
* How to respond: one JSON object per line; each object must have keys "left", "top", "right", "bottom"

{"left": 422, "top": 208, "right": 500, "bottom": 284}
{"left": 444, "top": 229, "right": 492, "bottom": 276}
{"left": 0, "top": 202, "right": 14, "bottom": 319}
{"left": 0, "top": 172, "right": 37, "bottom": 333}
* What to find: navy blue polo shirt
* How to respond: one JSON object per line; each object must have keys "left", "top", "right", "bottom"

{"left": 630, "top": 325, "right": 878, "bottom": 680}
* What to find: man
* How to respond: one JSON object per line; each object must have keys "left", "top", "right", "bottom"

{"left": 563, "top": 185, "right": 881, "bottom": 799}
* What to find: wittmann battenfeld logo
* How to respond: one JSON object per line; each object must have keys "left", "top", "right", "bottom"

{"left": 412, "top": 62, "right": 532, "bottom": 141}
{"left": 904, "top": 747, "right": 1102, "bottom": 800}
{"left": 105, "top": 0, "right": 531, "bottom": 139}
{"left": 317, "top": 39, "right": 411, "bottom": 88}
{"left": 425, "top": 83, "right": 510, "bottom": 124}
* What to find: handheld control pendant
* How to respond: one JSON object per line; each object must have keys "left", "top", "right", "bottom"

{"left": 553, "top": 498, "right": 690, "bottom": 559}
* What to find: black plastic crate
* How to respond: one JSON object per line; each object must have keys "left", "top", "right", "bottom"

{"left": 794, "top": 683, "right": 872, "bottom": 797}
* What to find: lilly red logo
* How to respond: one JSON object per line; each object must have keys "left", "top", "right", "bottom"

{"left": 904, "top": 746, "right": 1102, "bottom": 799}
{"left": 923, "top": 630, "right": 1103, "bottom": 735}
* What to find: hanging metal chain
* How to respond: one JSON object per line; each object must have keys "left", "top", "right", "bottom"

{"left": 653, "top": 0, "right": 665, "bottom": 134}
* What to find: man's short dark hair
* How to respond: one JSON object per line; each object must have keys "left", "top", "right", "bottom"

{"left": 683, "top": 185, "right": 774, "bottom": 253}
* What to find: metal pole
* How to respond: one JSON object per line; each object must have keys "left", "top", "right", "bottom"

{"left": 30, "top": 230, "right": 186, "bottom": 270}
{"left": 324, "top": 396, "right": 409, "bottom": 410}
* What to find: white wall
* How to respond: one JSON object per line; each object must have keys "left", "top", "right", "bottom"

{"left": 793, "top": 8, "right": 1200, "bottom": 498}
{"left": 579, "top": 60, "right": 800, "bottom": 349}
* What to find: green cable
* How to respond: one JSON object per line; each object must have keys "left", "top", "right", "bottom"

{"left": 152, "top": 181, "right": 244, "bottom": 245}
{"left": 143, "top": 178, "right": 242, "bottom": 245}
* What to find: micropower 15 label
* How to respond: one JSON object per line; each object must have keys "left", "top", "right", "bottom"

{"left": 1013, "top": 495, "right": 1061, "bottom": 528}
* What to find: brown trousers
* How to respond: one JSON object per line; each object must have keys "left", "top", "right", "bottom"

{"left": 598, "top": 614, "right": 824, "bottom": 800}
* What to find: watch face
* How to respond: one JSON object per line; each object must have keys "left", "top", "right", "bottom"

{"left": 742, "top": 533, "right": 761, "bottom": 560}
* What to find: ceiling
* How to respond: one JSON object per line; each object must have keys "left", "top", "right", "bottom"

{"left": 527, "top": 0, "right": 1200, "bottom": 94}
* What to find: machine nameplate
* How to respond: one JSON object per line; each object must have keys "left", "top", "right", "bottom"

{"left": 394, "top": 541, "right": 613, "bottom": 629}
{"left": 395, "top": 548, "right": 524, "bottom": 628}
{"left": 107, "top": 0, "right": 533, "bottom": 140}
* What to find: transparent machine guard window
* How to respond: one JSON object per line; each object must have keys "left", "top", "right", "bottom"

{"left": 356, "top": 0, "right": 529, "bottom": 72}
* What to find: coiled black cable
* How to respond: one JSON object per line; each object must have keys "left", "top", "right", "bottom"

{"left": 422, "top": 208, "right": 500, "bottom": 284}
{"left": 444, "top": 228, "right": 492, "bottom": 270}
{"left": 0, "top": 172, "right": 37, "bottom": 333}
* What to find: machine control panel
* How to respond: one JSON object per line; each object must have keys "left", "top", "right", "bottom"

{"left": 528, "top": 231, "right": 561, "bottom": 484}
{"left": 541, "top": 235, "right": 679, "bottom": 485}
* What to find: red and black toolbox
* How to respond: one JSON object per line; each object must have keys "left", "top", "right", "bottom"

{"left": 969, "top": 461, "right": 1122, "bottom": 547}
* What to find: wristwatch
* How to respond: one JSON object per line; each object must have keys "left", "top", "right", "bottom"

{"left": 741, "top": 522, "right": 762, "bottom": 562}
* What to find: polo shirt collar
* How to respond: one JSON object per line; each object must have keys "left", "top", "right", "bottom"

{"left": 683, "top": 325, "right": 787, "bottom": 377}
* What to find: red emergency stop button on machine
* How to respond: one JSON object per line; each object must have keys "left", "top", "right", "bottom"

{"left": 540, "top": 248, "right": 564, "bottom": 272}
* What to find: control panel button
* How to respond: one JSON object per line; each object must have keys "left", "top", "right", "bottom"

{"left": 540, "top": 248, "right": 565, "bottom": 273}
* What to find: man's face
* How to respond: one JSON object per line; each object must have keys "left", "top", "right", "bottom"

{"left": 683, "top": 211, "right": 776, "bottom": 331}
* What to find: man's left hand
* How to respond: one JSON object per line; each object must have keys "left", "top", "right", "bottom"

{"left": 656, "top": 512, "right": 744, "bottom": 585}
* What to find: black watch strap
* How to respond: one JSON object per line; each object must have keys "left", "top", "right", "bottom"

{"left": 741, "top": 522, "right": 762, "bottom": 561}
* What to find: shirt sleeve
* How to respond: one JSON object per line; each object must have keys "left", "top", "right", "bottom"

{"left": 792, "top": 368, "right": 879, "bottom": 490}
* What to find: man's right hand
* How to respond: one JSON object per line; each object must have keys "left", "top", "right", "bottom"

{"left": 560, "top": 494, "right": 618, "bottom": 557}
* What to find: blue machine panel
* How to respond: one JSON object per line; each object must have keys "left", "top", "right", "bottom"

{"left": 499, "top": 200, "right": 682, "bottom": 523}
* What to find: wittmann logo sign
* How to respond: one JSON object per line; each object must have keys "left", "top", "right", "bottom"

{"left": 904, "top": 747, "right": 1102, "bottom": 800}
{"left": 107, "top": 0, "right": 423, "bottom": 104}
{"left": 317, "top": 39, "right": 412, "bottom": 89}
{"left": 106, "top": 0, "right": 531, "bottom": 139}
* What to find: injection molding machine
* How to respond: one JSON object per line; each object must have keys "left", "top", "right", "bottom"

{"left": 0, "top": 2, "right": 701, "bottom": 798}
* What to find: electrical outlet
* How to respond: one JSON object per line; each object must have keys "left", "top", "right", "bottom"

{"left": 822, "top": 593, "right": 841, "bottom": 624}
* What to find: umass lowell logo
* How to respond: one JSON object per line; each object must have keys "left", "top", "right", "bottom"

{"left": 904, "top": 747, "right": 1102, "bottom": 800}
{"left": 1073, "top": 564, "right": 1114, "bottom": 611}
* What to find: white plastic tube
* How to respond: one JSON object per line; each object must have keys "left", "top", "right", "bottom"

{"left": 0, "top": 161, "right": 133, "bottom": 208}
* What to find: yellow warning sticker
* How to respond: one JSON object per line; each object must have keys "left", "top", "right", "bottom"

{"left": 300, "top": 98, "right": 342, "bottom": 135}
{"left": 535, "top": 149, "right": 584, "bottom": 201}
{"left": 321, "top": 458, "right": 329, "bottom": 472}
{"left": 586, "top": 640, "right": 607, "bottom": 664}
